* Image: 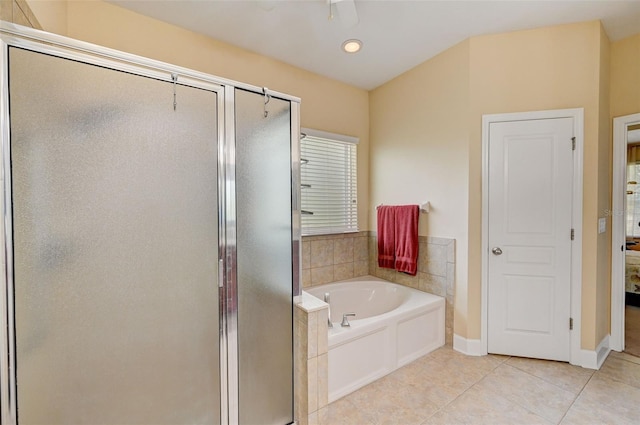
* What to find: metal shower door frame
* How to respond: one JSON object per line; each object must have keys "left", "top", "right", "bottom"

{"left": 0, "top": 21, "right": 301, "bottom": 425}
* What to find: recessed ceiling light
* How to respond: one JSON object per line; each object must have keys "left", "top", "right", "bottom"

{"left": 342, "top": 39, "right": 362, "bottom": 54}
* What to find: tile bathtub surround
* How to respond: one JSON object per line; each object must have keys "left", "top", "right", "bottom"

{"left": 319, "top": 347, "right": 640, "bottom": 425}
{"left": 294, "top": 293, "right": 329, "bottom": 425}
{"left": 301, "top": 231, "right": 370, "bottom": 288}
{"left": 303, "top": 231, "right": 455, "bottom": 343}
{"left": 369, "top": 233, "right": 455, "bottom": 344}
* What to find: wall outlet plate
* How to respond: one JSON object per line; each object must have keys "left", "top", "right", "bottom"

{"left": 598, "top": 217, "right": 606, "bottom": 234}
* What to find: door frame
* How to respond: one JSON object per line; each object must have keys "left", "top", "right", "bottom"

{"left": 481, "top": 108, "right": 584, "bottom": 366}
{"left": 611, "top": 113, "right": 640, "bottom": 352}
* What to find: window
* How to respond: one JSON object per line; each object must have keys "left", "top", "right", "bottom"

{"left": 300, "top": 128, "right": 358, "bottom": 236}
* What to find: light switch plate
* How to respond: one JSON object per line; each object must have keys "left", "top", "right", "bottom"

{"left": 598, "top": 217, "right": 606, "bottom": 234}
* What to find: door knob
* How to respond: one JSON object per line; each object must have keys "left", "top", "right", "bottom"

{"left": 492, "top": 247, "right": 503, "bottom": 255}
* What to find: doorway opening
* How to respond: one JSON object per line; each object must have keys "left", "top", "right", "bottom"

{"left": 611, "top": 113, "right": 640, "bottom": 357}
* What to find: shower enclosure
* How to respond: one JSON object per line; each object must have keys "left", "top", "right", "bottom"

{"left": 0, "top": 23, "right": 300, "bottom": 425}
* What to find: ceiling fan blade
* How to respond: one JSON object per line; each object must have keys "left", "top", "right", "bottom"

{"left": 334, "top": 0, "right": 359, "bottom": 28}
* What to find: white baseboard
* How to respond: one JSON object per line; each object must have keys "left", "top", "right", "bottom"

{"left": 454, "top": 333, "right": 610, "bottom": 366}
{"left": 579, "top": 334, "right": 610, "bottom": 370}
{"left": 453, "top": 334, "right": 485, "bottom": 356}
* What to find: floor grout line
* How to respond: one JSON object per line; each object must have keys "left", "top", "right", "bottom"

{"left": 492, "top": 360, "right": 599, "bottom": 424}
{"left": 329, "top": 347, "right": 640, "bottom": 425}
{"left": 418, "top": 357, "right": 503, "bottom": 425}
{"left": 504, "top": 359, "right": 595, "bottom": 396}
{"left": 617, "top": 352, "right": 640, "bottom": 366}
{"left": 473, "top": 363, "right": 560, "bottom": 424}
{"left": 556, "top": 370, "right": 596, "bottom": 424}
{"left": 418, "top": 356, "right": 588, "bottom": 425}
{"left": 336, "top": 346, "right": 633, "bottom": 425}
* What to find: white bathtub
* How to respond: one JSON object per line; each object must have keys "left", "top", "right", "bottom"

{"left": 306, "top": 276, "right": 445, "bottom": 402}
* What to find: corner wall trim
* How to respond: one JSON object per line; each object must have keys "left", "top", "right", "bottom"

{"left": 453, "top": 334, "right": 485, "bottom": 356}
{"left": 580, "top": 334, "right": 610, "bottom": 370}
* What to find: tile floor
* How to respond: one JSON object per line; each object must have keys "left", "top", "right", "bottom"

{"left": 319, "top": 347, "right": 640, "bottom": 424}
{"left": 626, "top": 305, "right": 640, "bottom": 357}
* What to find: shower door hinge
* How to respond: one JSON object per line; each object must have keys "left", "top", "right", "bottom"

{"left": 171, "top": 73, "right": 178, "bottom": 111}
{"left": 571, "top": 137, "right": 576, "bottom": 151}
{"left": 570, "top": 317, "right": 574, "bottom": 330}
{"left": 571, "top": 228, "right": 575, "bottom": 240}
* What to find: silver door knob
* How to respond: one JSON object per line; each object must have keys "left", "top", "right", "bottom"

{"left": 492, "top": 247, "right": 503, "bottom": 255}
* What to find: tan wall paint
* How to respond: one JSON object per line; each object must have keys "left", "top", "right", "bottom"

{"left": 357, "top": 20, "right": 614, "bottom": 348}
{"left": 25, "top": 0, "right": 66, "bottom": 34}
{"left": 29, "top": 0, "right": 370, "bottom": 231}
{"left": 468, "top": 21, "right": 606, "bottom": 348}
{"left": 369, "top": 40, "right": 470, "bottom": 337}
{"left": 3, "top": 0, "right": 41, "bottom": 29}
{"left": 610, "top": 33, "right": 640, "bottom": 118}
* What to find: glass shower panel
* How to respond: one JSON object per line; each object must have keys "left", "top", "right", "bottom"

{"left": 9, "top": 48, "right": 220, "bottom": 424}
{"left": 235, "top": 89, "right": 293, "bottom": 425}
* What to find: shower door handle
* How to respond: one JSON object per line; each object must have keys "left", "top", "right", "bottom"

{"left": 492, "top": 247, "right": 503, "bottom": 256}
{"left": 218, "top": 259, "right": 224, "bottom": 287}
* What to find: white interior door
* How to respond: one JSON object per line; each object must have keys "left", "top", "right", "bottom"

{"left": 487, "top": 118, "right": 574, "bottom": 361}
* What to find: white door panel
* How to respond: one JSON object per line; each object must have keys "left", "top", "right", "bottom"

{"left": 488, "top": 118, "right": 573, "bottom": 361}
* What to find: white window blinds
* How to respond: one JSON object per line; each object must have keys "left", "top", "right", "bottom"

{"left": 301, "top": 129, "right": 358, "bottom": 236}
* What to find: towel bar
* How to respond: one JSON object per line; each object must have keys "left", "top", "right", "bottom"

{"left": 376, "top": 202, "right": 430, "bottom": 213}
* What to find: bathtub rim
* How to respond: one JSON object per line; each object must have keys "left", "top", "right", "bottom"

{"left": 304, "top": 276, "right": 445, "bottom": 348}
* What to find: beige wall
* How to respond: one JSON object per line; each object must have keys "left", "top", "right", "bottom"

{"left": 24, "top": 0, "right": 64, "bottom": 33}
{"left": 28, "top": 0, "right": 371, "bottom": 231}
{"left": 3, "top": 0, "right": 41, "bottom": 28}
{"left": 468, "top": 21, "right": 608, "bottom": 349}
{"left": 372, "top": 21, "right": 612, "bottom": 349}
{"left": 369, "top": 40, "right": 471, "bottom": 337}
{"left": 611, "top": 33, "right": 640, "bottom": 118}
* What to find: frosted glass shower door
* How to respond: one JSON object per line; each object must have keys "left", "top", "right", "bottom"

{"left": 235, "top": 89, "right": 294, "bottom": 425}
{"left": 8, "top": 48, "right": 221, "bottom": 424}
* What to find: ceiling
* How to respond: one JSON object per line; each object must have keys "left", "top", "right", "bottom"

{"left": 109, "top": 0, "right": 640, "bottom": 90}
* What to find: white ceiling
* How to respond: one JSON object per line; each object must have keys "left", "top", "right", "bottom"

{"left": 109, "top": 0, "right": 640, "bottom": 90}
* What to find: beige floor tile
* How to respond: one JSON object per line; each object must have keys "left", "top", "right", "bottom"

{"left": 426, "top": 346, "right": 508, "bottom": 375}
{"left": 343, "top": 374, "right": 395, "bottom": 407}
{"left": 560, "top": 374, "right": 640, "bottom": 425}
{"left": 506, "top": 356, "right": 594, "bottom": 394}
{"left": 345, "top": 374, "right": 439, "bottom": 425}
{"left": 326, "top": 347, "right": 640, "bottom": 425}
{"left": 389, "top": 356, "right": 484, "bottom": 407}
{"left": 476, "top": 364, "right": 577, "bottom": 423}
{"left": 609, "top": 350, "right": 640, "bottom": 365}
{"left": 317, "top": 398, "right": 375, "bottom": 425}
{"left": 394, "top": 352, "right": 484, "bottom": 384}
{"left": 597, "top": 353, "right": 640, "bottom": 389}
{"left": 422, "top": 386, "right": 552, "bottom": 425}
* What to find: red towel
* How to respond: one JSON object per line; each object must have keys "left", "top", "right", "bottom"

{"left": 377, "top": 206, "right": 395, "bottom": 269}
{"left": 394, "top": 205, "right": 420, "bottom": 275}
